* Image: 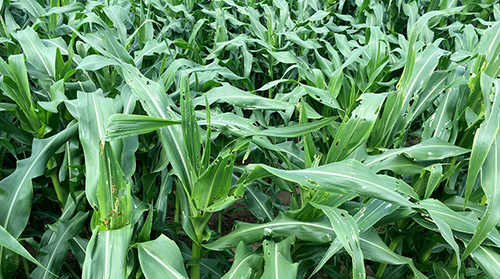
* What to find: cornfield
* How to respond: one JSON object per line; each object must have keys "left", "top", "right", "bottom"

{"left": 0, "top": 0, "right": 499, "bottom": 278}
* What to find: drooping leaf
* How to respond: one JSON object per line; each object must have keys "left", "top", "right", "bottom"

{"left": 310, "top": 199, "right": 400, "bottom": 277}
{"left": 0, "top": 122, "right": 77, "bottom": 238}
{"left": 0, "top": 225, "right": 54, "bottom": 278}
{"left": 252, "top": 117, "right": 335, "bottom": 138}
{"left": 364, "top": 137, "right": 469, "bottom": 171}
{"left": 106, "top": 114, "right": 179, "bottom": 140}
{"left": 204, "top": 214, "right": 336, "bottom": 251}
{"left": 77, "top": 55, "right": 120, "bottom": 71}
{"left": 245, "top": 160, "right": 415, "bottom": 207}
{"left": 462, "top": 132, "right": 500, "bottom": 258}
{"left": 31, "top": 212, "right": 89, "bottom": 279}
{"left": 464, "top": 76, "right": 500, "bottom": 207}
{"left": 312, "top": 204, "right": 365, "bottom": 279}
{"left": 326, "top": 93, "right": 386, "bottom": 163}
{"left": 360, "top": 228, "right": 428, "bottom": 279}
{"left": 193, "top": 84, "right": 294, "bottom": 111}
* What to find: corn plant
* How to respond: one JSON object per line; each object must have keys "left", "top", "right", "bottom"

{"left": 0, "top": 0, "right": 500, "bottom": 278}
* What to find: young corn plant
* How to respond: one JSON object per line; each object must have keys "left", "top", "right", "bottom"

{"left": 0, "top": 0, "right": 500, "bottom": 278}
{"left": 177, "top": 72, "right": 247, "bottom": 279}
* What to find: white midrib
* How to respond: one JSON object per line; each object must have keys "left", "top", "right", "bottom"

{"left": 247, "top": 187, "right": 273, "bottom": 221}
{"left": 365, "top": 144, "right": 463, "bottom": 167}
{"left": 91, "top": 94, "right": 105, "bottom": 141}
{"left": 126, "top": 70, "right": 191, "bottom": 186}
{"left": 124, "top": 94, "right": 136, "bottom": 114}
{"left": 43, "top": 40, "right": 82, "bottom": 67}
{"left": 159, "top": 127, "right": 191, "bottom": 186}
{"left": 142, "top": 248, "right": 186, "bottom": 279}
{"left": 359, "top": 237, "right": 405, "bottom": 264}
{"left": 3, "top": 135, "right": 60, "bottom": 229}
{"left": 43, "top": 40, "right": 68, "bottom": 54}
{"left": 478, "top": 246, "right": 500, "bottom": 267}
{"left": 380, "top": 99, "right": 398, "bottom": 144}
{"left": 408, "top": 7, "right": 416, "bottom": 26}
{"left": 487, "top": 25, "right": 500, "bottom": 56}
{"left": 355, "top": 201, "right": 386, "bottom": 223}
{"left": 222, "top": 221, "right": 334, "bottom": 242}
{"left": 227, "top": 255, "right": 252, "bottom": 279}
{"left": 495, "top": 138, "right": 499, "bottom": 212}
{"left": 328, "top": 210, "right": 354, "bottom": 254}
{"left": 108, "top": 9, "right": 122, "bottom": 29}
{"left": 73, "top": 238, "right": 86, "bottom": 254}
{"left": 42, "top": 224, "right": 74, "bottom": 278}
{"left": 433, "top": 90, "right": 453, "bottom": 137}
{"left": 402, "top": 51, "right": 442, "bottom": 113}
{"left": 440, "top": 263, "right": 453, "bottom": 278}
{"left": 412, "top": 77, "right": 447, "bottom": 116}
{"left": 294, "top": 169, "right": 395, "bottom": 197}
{"left": 127, "top": 71, "right": 166, "bottom": 126}
{"left": 25, "top": 0, "right": 41, "bottom": 18}
{"left": 202, "top": 262, "right": 222, "bottom": 277}
{"left": 25, "top": 34, "right": 52, "bottom": 76}
{"left": 428, "top": 209, "right": 467, "bottom": 224}
{"left": 134, "top": 44, "right": 164, "bottom": 65}
{"left": 105, "top": 35, "right": 124, "bottom": 63}
{"left": 66, "top": 143, "right": 73, "bottom": 181}
{"left": 426, "top": 208, "right": 483, "bottom": 236}
{"left": 476, "top": 138, "right": 500, "bottom": 251}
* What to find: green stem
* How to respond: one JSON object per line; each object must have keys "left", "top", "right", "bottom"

{"left": 50, "top": 173, "right": 66, "bottom": 208}
{"left": 190, "top": 236, "right": 203, "bottom": 279}
{"left": 190, "top": 213, "right": 211, "bottom": 279}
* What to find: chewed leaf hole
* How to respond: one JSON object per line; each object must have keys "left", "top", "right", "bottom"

{"left": 307, "top": 179, "right": 319, "bottom": 186}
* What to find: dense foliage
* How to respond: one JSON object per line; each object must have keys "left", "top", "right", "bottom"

{"left": 0, "top": 0, "right": 499, "bottom": 278}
